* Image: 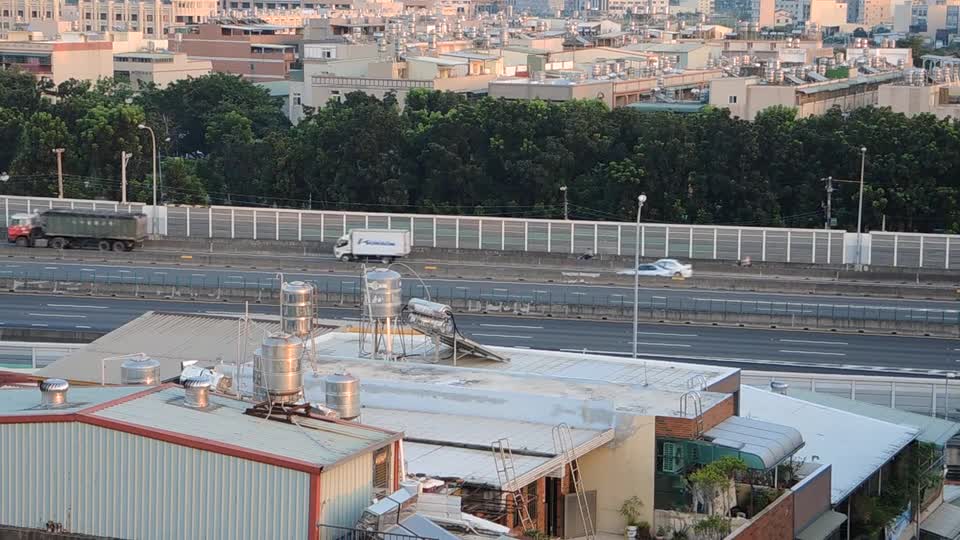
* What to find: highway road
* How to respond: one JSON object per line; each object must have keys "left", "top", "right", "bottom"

{"left": 1, "top": 293, "right": 959, "bottom": 376}
{"left": 1, "top": 259, "right": 958, "bottom": 324}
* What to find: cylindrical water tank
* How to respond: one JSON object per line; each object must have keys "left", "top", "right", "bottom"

{"left": 282, "top": 281, "right": 314, "bottom": 337}
{"left": 325, "top": 372, "right": 360, "bottom": 420}
{"left": 253, "top": 332, "right": 305, "bottom": 404}
{"left": 363, "top": 269, "right": 402, "bottom": 320}
{"left": 120, "top": 356, "right": 161, "bottom": 385}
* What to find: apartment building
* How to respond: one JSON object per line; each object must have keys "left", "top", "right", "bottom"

{"left": 173, "top": 20, "right": 301, "bottom": 81}
{"left": 0, "top": 0, "right": 216, "bottom": 37}
{"left": 709, "top": 70, "right": 906, "bottom": 120}
{"left": 0, "top": 32, "right": 112, "bottom": 83}
{"left": 879, "top": 79, "right": 960, "bottom": 119}
{"left": 114, "top": 50, "right": 212, "bottom": 87}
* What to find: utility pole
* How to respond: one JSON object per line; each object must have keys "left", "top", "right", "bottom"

{"left": 822, "top": 176, "right": 834, "bottom": 229}
{"left": 560, "top": 185, "right": 569, "bottom": 220}
{"left": 120, "top": 151, "right": 132, "bottom": 204}
{"left": 52, "top": 148, "right": 65, "bottom": 199}
{"left": 856, "top": 147, "right": 867, "bottom": 270}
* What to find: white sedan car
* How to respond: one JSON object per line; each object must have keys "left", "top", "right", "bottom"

{"left": 654, "top": 259, "right": 694, "bottom": 278}
{"left": 617, "top": 259, "right": 693, "bottom": 278}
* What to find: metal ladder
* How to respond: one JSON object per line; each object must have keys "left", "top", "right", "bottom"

{"left": 681, "top": 391, "right": 705, "bottom": 438}
{"left": 553, "top": 423, "right": 595, "bottom": 540}
{"left": 492, "top": 438, "right": 535, "bottom": 532}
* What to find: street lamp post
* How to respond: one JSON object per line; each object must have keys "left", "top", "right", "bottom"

{"left": 138, "top": 124, "right": 158, "bottom": 235}
{"left": 855, "top": 147, "right": 866, "bottom": 269}
{"left": 560, "top": 185, "right": 569, "bottom": 220}
{"left": 946, "top": 372, "right": 957, "bottom": 421}
{"left": 120, "top": 151, "right": 132, "bottom": 204}
{"left": 632, "top": 193, "right": 647, "bottom": 364}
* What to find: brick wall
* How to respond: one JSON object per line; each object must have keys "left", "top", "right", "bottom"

{"left": 655, "top": 395, "right": 735, "bottom": 439}
{"left": 727, "top": 490, "right": 795, "bottom": 540}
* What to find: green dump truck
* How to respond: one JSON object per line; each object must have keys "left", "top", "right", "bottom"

{"left": 7, "top": 209, "right": 148, "bottom": 251}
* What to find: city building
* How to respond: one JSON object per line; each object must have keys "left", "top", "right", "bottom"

{"left": 623, "top": 41, "right": 713, "bottom": 68}
{"left": 808, "top": 0, "right": 850, "bottom": 27}
{"left": 172, "top": 20, "right": 301, "bottom": 81}
{"left": 714, "top": 0, "right": 776, "bottom": 26}
{"left": 0, "top": 0, "right": 217, "bottom": 37}
{"left": 0, "top": 31, "right": 112, "bottom": 84}
{"left": 709, "top": 70, "right": 906, "bottom": 120}
{"left": 879, "top": 72, "right": 960, "bottom": 119}
{"left": 0, "top": 380, "right": 402, "bottom": 540}
{"left": 114, "top": 50, "right": 212, "bottom": 87}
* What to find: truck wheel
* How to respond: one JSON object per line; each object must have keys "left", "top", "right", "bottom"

{"left": 381, "top": 256, "right": 392, "bottom": 264}
{"left": 49, "top": 237, "right": 66, "bottom": 250}
{"left": 339, "top": 255, "right": 351, "bottom": 263}
{"left": 97, "top": 240, "right": 111, "bottom": 252}
{"left": 14, "top": 236, "right": 29, "bottom": 248}
{"left": 112, "top": 241, "right": 126, "bottom": 252}
{"left": 124, "top": 242, "right": 134, "bottom": 252}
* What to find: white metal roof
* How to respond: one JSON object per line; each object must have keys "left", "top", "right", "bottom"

{"left": 404, "top": 441, "right": 550, "bottom": 489}
{"left": 92, "top": 386, "right": 399, "bottom": 469}
{"left": 360, "top": 407, "right": 608, "bottom": 455}
{"left": 703, "top": 415, "right": 804, "bottom": 469}
{"left": 0, "top": 386, "right": 145, "bottom": 416}
{"left": 787, "top": 389, "right": 960, "bottom": 447}
{"left": 740, "top": 386, "right": 918, "bottom": 504}
{"left": 38, "top": 311, "right": 299, "bottom": 384}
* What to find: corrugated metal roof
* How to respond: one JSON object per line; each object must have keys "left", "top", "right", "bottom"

{"left": 741, "top": 386, "right": 918, "bottom": 504}
{"left": 788, "top": 389, "right": 960, "bottom": 447}
{"left": 403, "top": 441, "right": 551, "bottom": 488}
{"left": 797, "top": 71, "right": 904, "bottom": 95}
{"left": 92, "top": 386, "right": 398, "bottom": 469}
{"left": 704, "top": 415, "right": 804, "bottom": 469}
{"left": 38, "top": 311, "right": 284, "bottom": 384}
{"left": 0, "top": 386, "right": 145, "bottom": 416}
{"left": 360, "top": 407, "right": 608, "bottom": 455}
{"left": 795, "top": 510, "right": 847, "bottom": 540}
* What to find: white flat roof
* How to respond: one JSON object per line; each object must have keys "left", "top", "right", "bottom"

{"left": 740, "top": 386, "right": 918, "bottom": 504}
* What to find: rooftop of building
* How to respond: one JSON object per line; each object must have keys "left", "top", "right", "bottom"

{"left": 0, "top": 384, "right": 144, "bottom": 417}
{"left": 358, "top": 407, "right": 613, "bottom": 489}
{"left": 91, "top": 385, "right": 400, "bottom": 470}
{"left": 36, "top": 311, "right": 330, "bottom": 384}
{"left": 741, "top": 385, "right": 918, "bottom": 504}
{"left": 624, "top": 42, "right": 710, "bottom": 53}
{"left": 787, "top": 388, "right": 960, "bottom": 447}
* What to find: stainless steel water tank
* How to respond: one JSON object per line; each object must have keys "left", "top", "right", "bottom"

{"left": 39, "top": 378, "right": 69, "bottom": 407}
{"left": 363, "top": 269, "right": 402, "bottom": 319}
{"left": 324, "top": 372, "right": 360, "bottom": 420}
{"left": 253, "top": 332, "right": 304, "bottom": 404}
{"left": 281, "top": 281, "right": 314, "bottom": 337}
{"left": 120, "top": 356, "right": 161, "bottom": 385}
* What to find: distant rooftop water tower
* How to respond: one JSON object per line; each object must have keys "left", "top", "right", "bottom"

{"left": 359, "top": 268, "right": 406, "bottom": 361}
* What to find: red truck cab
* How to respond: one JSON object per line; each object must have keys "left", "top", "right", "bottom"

{"left": 7, "top": 213, "right": 38, "bottom": 247}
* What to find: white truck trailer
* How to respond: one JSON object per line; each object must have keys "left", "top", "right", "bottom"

{"left": 333, "top": 229, "right": 412, "bottom": 263}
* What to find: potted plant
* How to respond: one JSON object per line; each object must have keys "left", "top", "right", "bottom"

{"left": 619, "top": 496, "right": 644, "bottom": 538}
{"left": 655, "top": 525, "right": 669, "bottom": 540}
{"left": 636, "top": 521, "right": 652, "bottom": 540}
{"left": 670, "top": 525, "right": 690, "bottom": 540}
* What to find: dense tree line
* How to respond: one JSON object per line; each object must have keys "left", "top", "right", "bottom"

{"left": 2, "top": 68, "right": 960, "bottom": 232}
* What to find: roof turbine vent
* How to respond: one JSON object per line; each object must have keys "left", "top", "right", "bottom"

{"left": 183, "top": 376, "right": 212, "bottom": 409}
{"left": 39, "top": 378, "right": 69, "bottom": 408}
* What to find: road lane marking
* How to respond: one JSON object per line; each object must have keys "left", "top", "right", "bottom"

{"left": 31, "top": 323, "right": 48, "bottom": 327}
{"left": 473, "top": 333, "right": 533, "bottom": 339}
{"left": 480, "top": 323, "right": 544, "bottom": 330}
{"left": 28, "top": 313, "right": 86, "bottom": 318}
{"left": 456, "top": 287, "right": 469, "bottom": 290}
{"left": 628, "top": 341, "right": 692, "bottom": 348}
{"left": 44, "top": 266, "right": 58, "bottom": 270}
{"left": 778, "top": 349, "right": 846, "bottom": 356}
{"left": 779, "top": 339, "right": 847, "bottom": 346}
{"left": 75, "top": 325, "right": 91, "bottom": 329}
{"left": 191, "top": 274, "right": 206, "bottom": 277}
{"left": 47, "top": 304, "right": 108, "bottom": 309}
{"left": 81, "top": 268, "right": 95, "bottom": 272}
{"left": 636, "top": 331, "right": 698, "bottom": 337}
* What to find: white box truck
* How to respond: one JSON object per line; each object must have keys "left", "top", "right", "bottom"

{"left": 334, "top": 229, "right": 412, "bottom": 263}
